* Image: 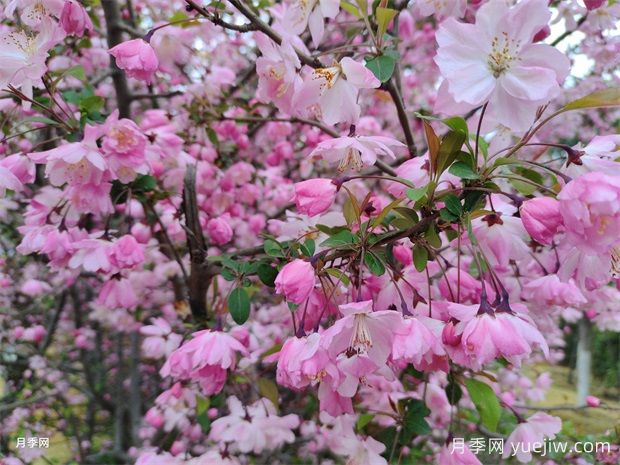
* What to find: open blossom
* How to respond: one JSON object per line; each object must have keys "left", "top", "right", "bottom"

{"left": 282, "top": 0, "right": 339, "bottom": 47}
{"left": 520, "top": 197, "right": 563, "bottom": 245}
{"left": 108, "top": 234, "right": 145, "bottom": 270}
{"left": 391, "top": 316, "right": 447, "bottom": 371}
{"left": 566, "top": 134, "right": 620, "bottom": 178}
{"left": 206, "top": 216, "right": 233, "bottom": 246}
{"left": 415, "top": 0, "right": 466, "bottom": 18}
{"left": 294, "top": 58, "right": 380, "bottom": 125}
{"left": 210, "top": 396, "right": 299, "bottom": 454}
{"left": 558, "top": 172, "right": 620, "bottom": 254}
{"left": 109, "top": 38, "right": 159, "bottom": 83}
{"left": 438, "top": 441, "right": 483, "bottom": 465}
{"left": 102, "top": 111, "right": 148, "bottom": 182}
{"left": 309, "top": 135, "right": 406, "bottom": 172}
{"left": 276, "top": 333, "right": 334, "bottom": 390}
{"left": 503, "top": 412, "right": 561, "bottom": 463}
{"left": 275, "top": 259, "right": 315, "bottom": 304}
{"left": 322, "top": 300, "right": 402, "bottom": 397}
{"left": 292, "top": 178, "right": 338, "bottom": 217}
{"left": 521, "top": 274, "right": 586, "bottom": 307}
{"left": 160, "top": 330, "right": 248, "bottom": 395}
{"left": 0, "top": 19, "right": 62, "bottom": 105}
{"left": 28, "top": 124, "right": 107, "bottom": 186}
{"left": 435, "top": 0, "right": 570, "bottom": 130}
{"left": 324, "top": 414, "right": 387, "bottom": 465}
{"left": 0, "top": 154, "right": 35, "bottom": 195}
{"left": 255, "top": 32, "right": 301, "bottom": 115}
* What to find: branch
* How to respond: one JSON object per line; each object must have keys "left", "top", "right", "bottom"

{"left": 101, "top": 0, "right": 133, "bottom": 117}
{"left": 384, "top": 79, "right": 417, "bottom": 157}
{"left": 551, "top": 15, "right": 587, "bottom": 47}
{"left": 182, "top": 164, "right": 211, "bottom": 328}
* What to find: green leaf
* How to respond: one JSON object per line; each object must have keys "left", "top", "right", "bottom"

{"left": 196, "top": 412, "right": 211, "bottom": 434}
{"left": 228, "top": 287, "right": 250, "bottom": 324}
{"left": 18, "top": 116, "right": 59, "bottom": 126}
{"left": 465, "top": 378, "right": 501, "bottom": 431}
{"left": 258, "top": 377, "right": 279, "bottom": 409}
{"left": 401, "top": 399, "right": 431, "bottom": 442}
{"left": 65, "top": 65, "right": 87, "bottom": 81}
{"left": 79, "top": 95, "right": 104, "bottom": 114}
{"left": 443, "top": 194, "right": 463, "bottom": 217}
{"left": 365, "top": 54, "right": 396, "bottom": 82}
{"left": 356, "top": 413, "right": 375, "bottom": 431}
{"left": 257, "top": 263, "right": 278, "bottom": 287}
{"left": 133, "top": 174, "right": 157, "bottom": 192}
{"left": 446, "top": 374, "right": 462, "bottom": 405}
{"left": 425, "top": 223, "right": 442, "bottom": 248}
{"left": 364, "top": 252, "right": 386, "bottom": 276}
{"left": 443, "top": 116, "right": 468, "bottom": 137}
{"left": 412, "top": 245, "right": 428, "bottom": 272}
{"left": 406, "top": 186, "right": 427, "bottom": 202}
{"left": 562, "top": 88, "right": 620, "bottom": 111}
{"left": 264, "top": 239, "right": 284, "bottom": 257}
{"left": 437, "top": 130, "right": 466, "bottom": 176}
{"left": 376, "top": 6, "right": 397, "bottom": 38}
{"left": 196, "top": 396, "right": 210, "bottom": 415}
{"left": 449, "top": 161, "right": 479, "bottom": 179}
{"left": 321, "top": 230, "right": 357, "bottom": 248}
{"left": 341, "top": 0, "right": 362, "bottom": 17}
{"left": 325, "top": 267, "right": 351, "bottom": 286}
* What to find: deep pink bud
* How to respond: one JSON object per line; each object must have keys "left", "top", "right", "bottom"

{"left": 292, "top": 178, "right": 337, "bottom": 217}
{"left": 109, "top": 39, "right": 159, "bottom": 83}
{"left": 584, "top": 0, "right": 605, "bottom": 10}
{"left": 441, "top": 320, "right": 461, "bottom": 347}
{"left": 274, "top": 259, "right": 315, "bottom": 304}
{"left": 586, "top": 395, "right": 601, "bottom": 407}
{"left": 533, "top": 25, "right": 551, "bottom": 42}
{"left": 520, "top": 197, "right": 562, "bottom": 245}
{"left": 60, "top": 1, "right": 93, "bottom": 36}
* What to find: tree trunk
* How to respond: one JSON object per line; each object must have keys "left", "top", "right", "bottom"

{"left": 576, "top": 317, "right": 592, "bottom": 406}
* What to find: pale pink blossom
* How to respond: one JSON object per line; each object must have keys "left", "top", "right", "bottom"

{"left": 415, "top": 0, "right": 466, "bottom": 18}
{"left": 391, "top": 316, "right": 447, "bottom": 371}
{"left": 503, "top": 412, "right": 561, "bottom": 462}
{"left": 206, "top": 216, "right": 233, "bottom": 246}
{"left": 28, "top": 124, "right": 107, "bottom": 186}
{"left": 435, "top": 0, "right": 570, "bottom": 130}
{"left": 309, "top": 135, "right": 406, "bottom": 172}
{"left": 438, "top": 442, "right": 483, "bottom": 465}
{"left": 102, "top": 111, "right": 148, "bottom": 182}
{"left": 160, "top": 330, "right": 248, "bottom": 395}
{"left": 276, "top": 333, "right": 334, "bottom": 390}
{"left": 282, "top": 0, "right": 339, "bottom": 47}
{"left": 294, "top": 58, "right": 380, "bottom": 125}
{"left": 558, "top": 172, "right": 620, "bottom": 254}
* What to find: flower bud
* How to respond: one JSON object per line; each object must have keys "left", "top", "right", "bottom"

{"left": 292, "top": 178, "right": 337, "bottom": 217}
{"left": 584, "top": 0, "right": 605, "bottom": 10}
{"left": 520, "top": 197, "right": 562, "bottom": 245}
{"left": 274, "top": 259, "right": 315, "bottom": 304}
{"left": 60, "top": 1, "right": 93, "bottom": 36}
{"left": 109, "top": 38, "right": 159, "bottom": 83}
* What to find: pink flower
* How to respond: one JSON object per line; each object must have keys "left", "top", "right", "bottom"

{"left": 292, "top": 178, "right": 337, "bottom": 217}
{"left": 108, "top": 235, "right": 145, "bottom": 270}
{"left": 325, "top": 415, "right": 387, "bottom": 465}
{"left": 206, "top": 216, "right": 233, "bottom": 246}
{"left": 0, "top": 20, "right": 62, "bottom": 107}
{"left": 586, "top": 395, "right": 601, "bottom": 407}
{"left": 392, "top": 316, "right": 447, "bottom": 371}
{"left": 416, "top": 0, "right": 466, "bottom": 18}
{"left": 435, "top": 0, "right": 570, "bottom": 130}
{"left": 438, "top": 442, "right": 482, "bottom": 465}
{"left": 585, "top": 0, "right": 606, "bottom": 10}
{"left": 0, "top": 154, "right": 34, "bottom": 196}
{"left": 109, "top": 38, "right": 159, "bottom": 83}
{"left": 503, "top": 412, "right": 561, "bottom": 463}
{"left": 274, "top": 259, "right": 316, "bottom": 304}
{"left": 210, "top": 396, "right": 299, "bottom": 454}
{"left": 521, "top": 274, "right": 586, "bottom": 307}
{"left": 102, "top": 111, "right": 148, "bottom": 182}
{"left": 160, "top": 330, "right": 248, "bottom": 395}
{"left": 558, "top": 172, "right": 620, "bottom": 254}
{"left": 520, "top": 197, "right": 563, "bottom": 245}
{"left": 322, "top": 300, "right": 402, "bottom": 396}
{"left": 97, "top": 278, "right": 138, "bottom": 309}
{"left": 309, "top": 135, "right": 406, "bottom": 172}
{"left": 386, "top": 156, "right": 429, "bottom": 198}
{"left": 276, "top": 333, "right": 333, "bottom": 390}
{"left": 28, "top": 124, "right": 107, "bottom": 186}
{"left": 255, "top": 33, "right": 300, "bottom": 115}
{"left": 294, "top": 58, "right": 380, "bottom": 125}
{"left": 282, "top": 0, "right": 340, "bottom": 46}
{"left": 60, "top": 1, "right": 93, "bottom": 36}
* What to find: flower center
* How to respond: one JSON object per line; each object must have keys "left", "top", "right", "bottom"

{"left": 312, "top": 66, "right": 342, "bottom": 90}
{"left": 487, "top": 32, "right": 521, "bottom": 78}
{"left": 347, "top": 314, "right": 372, "bottom": 356}
{"left": 338, "top": 148, "right": 363, "bottom": 172}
